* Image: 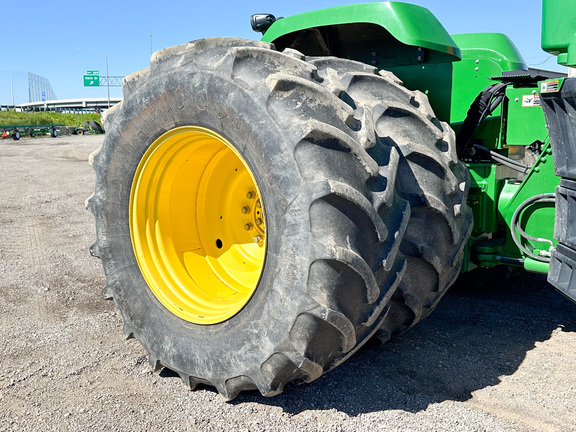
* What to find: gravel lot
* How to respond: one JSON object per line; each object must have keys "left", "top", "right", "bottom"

{"left": 1, "top": 134, "right": 575, "bottom": 432}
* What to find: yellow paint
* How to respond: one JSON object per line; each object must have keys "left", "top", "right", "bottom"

{"left": 130, "top": 126, "right": 266, "bottom": 324}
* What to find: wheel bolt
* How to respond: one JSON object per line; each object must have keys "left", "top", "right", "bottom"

{"left": 256, "top": 218, "right": 263, "bottom": 225}
{"left": 246, "top": 191, "right": 255, "bottom": 199}
{"left": 241, "top": 206, "right": 250, "bottom": 214}
{"left": 255, "top": 200, "right": 261, "bottom": 209}
{"left": 244, "top": 223, "right": 252, "bottom": 231}
{"left": 253, "top": 236, "right": 262, "bottom": 243}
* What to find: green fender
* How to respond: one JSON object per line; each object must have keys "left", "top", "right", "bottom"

{"left": 262, "top": 1, "right": 460, "bottom": 62}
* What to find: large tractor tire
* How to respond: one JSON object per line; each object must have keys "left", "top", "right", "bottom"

{"left": 304, "top": 57, "right": 473, "bottom": 341}
{"left": 87, "top": 38, "right": 471, "bottom": 399}
{"left": 89, "top": 120, "right": 105, "bottom": 134}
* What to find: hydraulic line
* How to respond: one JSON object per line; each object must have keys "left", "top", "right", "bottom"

{"left": 473, "top": 144, "right": 532, "bottom": 173}
{"left": 510, "top": 193, "right": 556, "bottom": 262}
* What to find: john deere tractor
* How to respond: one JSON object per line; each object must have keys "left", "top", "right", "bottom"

{"left": 87, "top": 1, "right": 576, "bottom": 399}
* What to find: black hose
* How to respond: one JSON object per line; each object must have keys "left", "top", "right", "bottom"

{"left": 510, "top": 193, "right": 556, "bottom": 262}
{"left": 457, "top": 82, "right": 510, "bottom": 156}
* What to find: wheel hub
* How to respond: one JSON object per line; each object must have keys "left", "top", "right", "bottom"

{"left": 129, "top": 126, "right": 266, "bottom": 324}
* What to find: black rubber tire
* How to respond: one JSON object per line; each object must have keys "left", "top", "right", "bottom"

{"left": 77, "top": 129, "right": 84, "bottom": 136}
{"left": 89, "top": 120, "right": 104, "bottom": 134}
{"left": 50, "top": 128, "right": 58, "bottom": 138}
{"left": 305, "top": 57, "right": 473, "bottom": 341}
{"left": 88, "top": 38, "right": 412, "bottom": 399}
{"left": 12, "top": 130, "right": 20, "bottom": 140}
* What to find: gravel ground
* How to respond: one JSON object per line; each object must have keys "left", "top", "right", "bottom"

{"left": 1, "top": 134, "right": 575, "bottom": 432}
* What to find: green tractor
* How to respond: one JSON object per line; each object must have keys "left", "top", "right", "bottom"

{"left": 87, "top": 1, "right": 576, "bottom": 399}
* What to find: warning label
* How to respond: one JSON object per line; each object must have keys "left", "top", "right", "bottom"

{"left": 540, "top": 80, "right": 560, "bottom": 93}
{"left": 522, "top": 94, "right": 541, "bottom": 107}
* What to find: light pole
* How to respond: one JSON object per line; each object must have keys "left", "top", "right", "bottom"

{"left": 10, "top": 70, "right": 14, "bottom": 108}
{"left": 79, "top": 47, "right": 111, "bottom": 109}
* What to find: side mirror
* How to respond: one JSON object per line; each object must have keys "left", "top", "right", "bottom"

{"left": 250, "top": 14, "right": 276, "bottom": 34}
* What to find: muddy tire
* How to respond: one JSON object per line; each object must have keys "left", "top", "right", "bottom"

{"left": 87, "top": 39, "right": 416, "bottom": 399}
{"left": 87, "top": 38, "right": 474, "bottom": 399}
{"left": 306, "top": 57, "right": 473, "bottom": 341}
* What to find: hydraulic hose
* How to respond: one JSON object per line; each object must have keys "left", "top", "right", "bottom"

{"left": 510, "top": 193, "right": 556, "bottom": 262}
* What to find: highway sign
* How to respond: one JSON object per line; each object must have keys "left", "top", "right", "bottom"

{"left": 86, "top": 70, "right": 99, "bottom": 75}
{"left": 84, "top": 75, "right": 100, "bottom": 86}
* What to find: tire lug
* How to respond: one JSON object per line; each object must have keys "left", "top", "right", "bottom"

{"left": 246, "top": 191, "right": 255, "bottom": 199}
{"left": 241, "top": 206, "right": 250, "bottom": 214}
{"left": 256, "top": 218, "right": 263, "bottom": 225}
{"left": 253, "top": 236, "right": 262, "bottom": 243}
{"left": 244, "top": 223, "right": 253, "bottom": 231}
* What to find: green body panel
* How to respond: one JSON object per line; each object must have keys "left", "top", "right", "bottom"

{"left": 453, "top": 33, "right": 526, "bottom": 72}
{"left": 430, "top": 32, "right": 556, "bottom": 272}
{"left": 466, "top": 142, "right": 558, "bottom": 273}
{"left": 385, "top": 33, "right": 528, "bottom": 123}
{"left": 450, "top": 33, "right": 527, "bottom": 123}
{"left": 467, "top": 163, "right": 510, "bottom": 236}
{"left": 443, "top": 34, "right": 557, "bottom": 272}
{"left": 262, "top": 2, "right": 460, "bottom": 61}
{"left": 542, "top": 0, "right": 576, "bottom": 66}
{"left": 505, "top": 87, "right": 548, "bottom": 146}
{"left": 496, "top": 142, "right": 558, "bottom": 269}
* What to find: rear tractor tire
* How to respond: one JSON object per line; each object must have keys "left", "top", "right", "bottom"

{"left": 87, "top": 38, "right": 471, "bottom": 399}
{"left": 303, "top": 57, "right": 473, "bottom": 341}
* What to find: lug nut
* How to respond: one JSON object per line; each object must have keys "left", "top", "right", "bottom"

{"left": 241, "top": 206, "right": 250, "bottom": 214}
{"left": 253, "top": 236, "right": 262, "bottom": 243}
{"left": 244, "top": 223, "right": 252, "bottom": 231}
{"left": 255, "top": 200, "right": 261, "bottom": 209}
{"left": 246, "top": 191, "right": 255, "bottom": 199}
{"left": 256, "top": 218, "right": 263, "bottom": 225}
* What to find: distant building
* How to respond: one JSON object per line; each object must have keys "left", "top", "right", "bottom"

{"left": 0, "top": 71, "right": 57, "bottom": 106}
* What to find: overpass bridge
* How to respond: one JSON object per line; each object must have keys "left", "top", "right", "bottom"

{"left": 14, "top": 97, "right": 123, "bottom": 113}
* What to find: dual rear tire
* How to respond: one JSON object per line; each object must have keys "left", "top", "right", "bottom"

{"left": 88, "top": 38, "right": 472, "bottom": 399}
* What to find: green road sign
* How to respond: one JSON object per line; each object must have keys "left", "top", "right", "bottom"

{"left": 84, "top": 75, "right": 100, "bottom": 86}
{"left": 86, "top": 70, "right": 99, "bottom": 75}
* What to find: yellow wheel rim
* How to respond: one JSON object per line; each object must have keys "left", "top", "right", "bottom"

{"left": 130, "top": 126, "right": 266, "bottom": 324}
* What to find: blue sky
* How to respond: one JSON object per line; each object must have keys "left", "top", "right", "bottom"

{"left": 1, "top": 0, "right": 563, "bottom": 104}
